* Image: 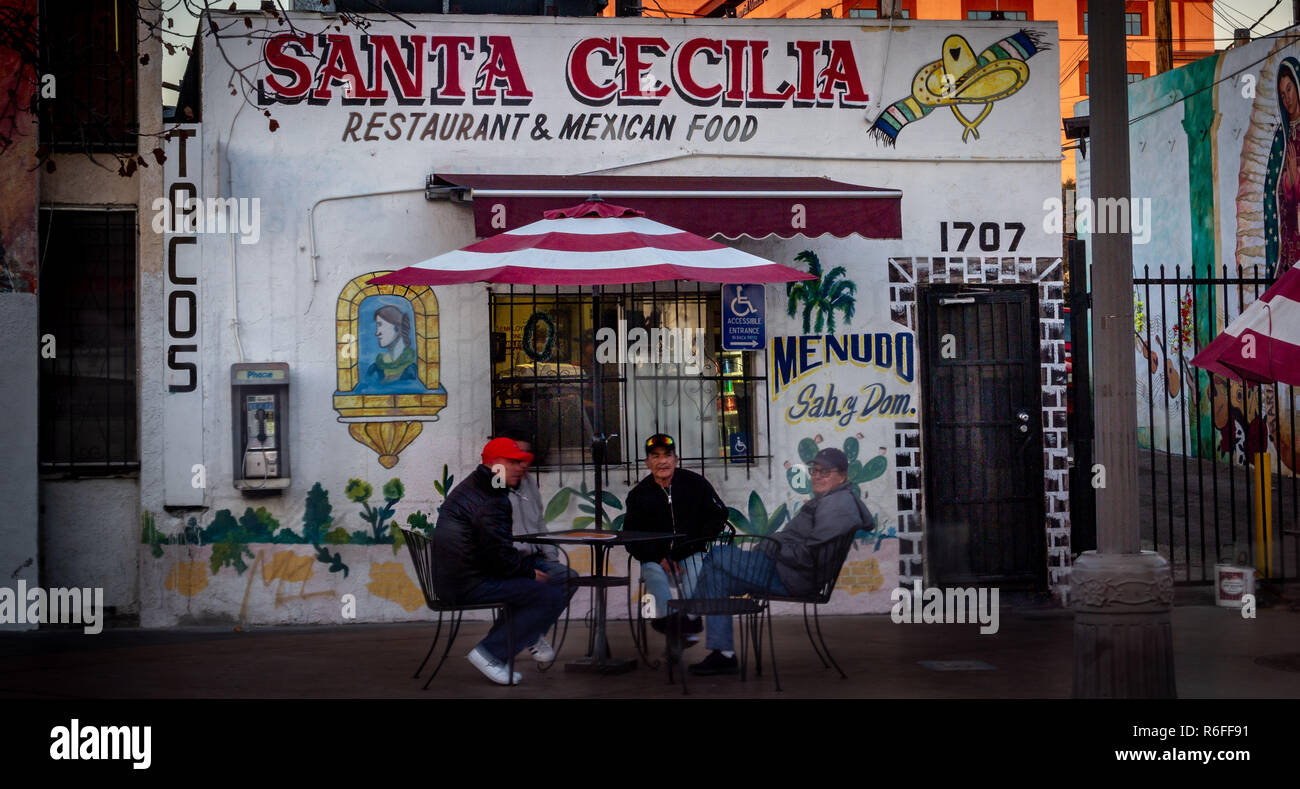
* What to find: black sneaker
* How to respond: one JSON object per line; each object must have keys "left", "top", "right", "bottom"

{"left": 689, "top": 649, "right": 739, "bottom": 676}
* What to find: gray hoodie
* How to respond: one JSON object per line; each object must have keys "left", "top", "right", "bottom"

{"left": 767, "top": 482, "right": 873, "bottom": 597}
{"left": 509, "top": 474, "right": 558, "bottom": 561}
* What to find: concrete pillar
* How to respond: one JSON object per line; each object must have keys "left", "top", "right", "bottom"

{"left": 1071, "top": 0, "right": 1176, "bottom": 698}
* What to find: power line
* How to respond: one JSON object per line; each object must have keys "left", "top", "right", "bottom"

{"left": 1247, "top": 0, "right": 1284, "bottom": 33}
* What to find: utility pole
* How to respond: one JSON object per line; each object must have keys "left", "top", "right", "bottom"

{"left": 1071, "top": 1, "right": 1177, "bottom": 698}
{"left": 1155, "top": 0, "right": 1172, "bottom": 73}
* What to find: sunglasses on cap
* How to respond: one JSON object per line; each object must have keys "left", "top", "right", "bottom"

{"left": 644, "top": 434, "right": 675, "bottom": 454}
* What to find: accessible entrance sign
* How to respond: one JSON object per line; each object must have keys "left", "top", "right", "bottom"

{"left": 722, "top": 284, "right": 765, "bottom": 351}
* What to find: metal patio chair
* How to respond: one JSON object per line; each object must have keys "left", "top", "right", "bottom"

{"left": 627, "top": 523, "right": 735, "bottom": 669}
{"left": 665, "top": 532, "right": 781, "bottom": 694}
{"left": 401, "top": 528, "right": 516, "bottom": 688}
{"left": 761, "top": 530, "right": 859, "bottom": 679}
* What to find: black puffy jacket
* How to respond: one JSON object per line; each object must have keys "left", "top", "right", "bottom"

{"left": 432, "top": 464, "right": 538, "bottom": 601}
{"left": 623, "top": 466, "right": 729, "bottom": 564}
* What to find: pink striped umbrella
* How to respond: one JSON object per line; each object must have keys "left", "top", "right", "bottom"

{"left": 1191, "top": 267, "right": 1300, "bottom": 387}
{"left": 368, "top": 200, "right": 814, "bottom": 287}
{"left": 370, "top": 199, "right": 811, "bottom": 532}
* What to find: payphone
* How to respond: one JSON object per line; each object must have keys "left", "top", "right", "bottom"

{"left": 231, "top": 362, "right": 291, "bottom": 492}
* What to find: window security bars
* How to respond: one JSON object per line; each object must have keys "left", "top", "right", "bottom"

{"left": 488, "top": 282, "right": 771, "bottom": 490}
{"left": 38, "top": 208, "right": 138, "bottom": 474}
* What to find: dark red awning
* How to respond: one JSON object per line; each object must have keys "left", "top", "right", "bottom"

{"left": 427, "top": 174, "right": 902, "bottom": 240}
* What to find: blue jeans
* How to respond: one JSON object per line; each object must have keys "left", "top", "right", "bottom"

{"left": 639, "top": 554, "right": 703, "bottom": 619}
{"left": 693, "top": 546, "right": 789, "bottom": 652}
{"left": 536, "top": 559, "right": 580, "bottom": 592}
{"left": 462, "top": 568, "right": 576, "bottom": 663}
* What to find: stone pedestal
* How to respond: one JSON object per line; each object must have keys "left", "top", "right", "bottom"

{"left": 1071, "top": 550, "right": 1177, "bottom": 698}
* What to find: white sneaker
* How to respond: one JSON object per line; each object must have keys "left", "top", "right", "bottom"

{"left": 467, "top": 646, "right": 522, "bottom": 685}
{"left": 528, "top": 634, "right": 555, "bottom": 662}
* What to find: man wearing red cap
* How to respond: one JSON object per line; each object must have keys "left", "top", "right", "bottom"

{"left": 432, "top": 437, "right": 574, "bottom": 685}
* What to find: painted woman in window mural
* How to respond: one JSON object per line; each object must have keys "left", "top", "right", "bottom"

{"left": 368, "top": 305, "right": 417, "bottom": 385}
{"left": 1264, "top": 56, "right": 1300, "bottom": 279}
{"left": 350, "top": 297, "right": 424, "bottom": 394}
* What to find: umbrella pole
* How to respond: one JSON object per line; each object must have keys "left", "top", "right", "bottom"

{"left": 591, "top": 284, "right": 606, "bottom": 531}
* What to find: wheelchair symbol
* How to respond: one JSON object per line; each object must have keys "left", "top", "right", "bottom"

{"left": 732, "top": 436, "right": 748, "bottom": 454}
{"left": 729, "top": 286, "right": 757, "bottom": 318}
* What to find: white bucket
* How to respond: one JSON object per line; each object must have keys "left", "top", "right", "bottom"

{"left": 1214, "top": 564, "right": 1256, "bottom": 608}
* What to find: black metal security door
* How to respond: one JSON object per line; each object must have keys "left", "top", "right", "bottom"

{"left": 921, "top": 285, "right": 1046, "bottom": 588}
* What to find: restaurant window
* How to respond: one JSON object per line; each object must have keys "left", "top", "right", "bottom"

{"left": 38, "top": 209, "right": 139, "bottom": 474}
{"left": 38, "top": 0, "right": 138, "bottom": 152}
{"left": 489, "top": 284, "right": 765, "bottom": 478}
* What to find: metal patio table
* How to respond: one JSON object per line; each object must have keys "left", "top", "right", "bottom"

{"left": 514, "top": 529, "right": 671, "bottom": 674}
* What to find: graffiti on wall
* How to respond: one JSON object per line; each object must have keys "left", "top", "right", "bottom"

{"left": 333, "top": 272, "right": 448, "bottom": 467}
{"left": 868, "top": 30, "right": 1048, "bottom": 146}
{"left": 141, "top": 470, "right": 452, "bottom": 614}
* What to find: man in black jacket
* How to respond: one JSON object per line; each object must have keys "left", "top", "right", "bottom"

{"left": 623, "top": 433, "right": 729, "bottom": 644}
{"left": 433, "top": 437, "right": 573, "bottom": 685}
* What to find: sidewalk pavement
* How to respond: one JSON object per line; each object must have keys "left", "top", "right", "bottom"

{"left": 2, "top": 591, "right": 1297, "bottom": 699}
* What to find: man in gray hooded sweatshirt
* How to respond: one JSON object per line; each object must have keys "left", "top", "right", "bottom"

{"left": 689, "top": 447, "right": 873, "bottom": 675}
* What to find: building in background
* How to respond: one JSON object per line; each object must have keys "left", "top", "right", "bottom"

{"left": 0, "top": 0, "right": 163, "bottom": 627}
{"left": 643, "top": 0, "right": 1216, "bottom": 184}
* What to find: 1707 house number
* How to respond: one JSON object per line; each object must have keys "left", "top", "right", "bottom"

{"left": 939, "top": 221, "right": 1026, "bottom": 252}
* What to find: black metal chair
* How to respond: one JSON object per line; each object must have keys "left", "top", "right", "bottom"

{"left": 627, "top": 523, "right": 736, "bottom": 669}
{"left": 665, "top": 533, "right": 781, "bottom": 694}
{"left": 401, "top": 528, "right": 516, "bottom": 688}
{"left": 762, "top": 530, "right": 859, "bottom": 679}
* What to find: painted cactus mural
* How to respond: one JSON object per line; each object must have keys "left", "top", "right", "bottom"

{"left": 545, "top": 481, "right": 626, "bottom": 530}
{"left": 728, "top": 491, "right": 789, "bottom": 537}
{"left": 785, "top": 434, "right": 887, "bottom": 499}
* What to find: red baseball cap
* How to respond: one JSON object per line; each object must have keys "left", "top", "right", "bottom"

{"left": 481, "top": 437, "right": 534, "bottom": 464}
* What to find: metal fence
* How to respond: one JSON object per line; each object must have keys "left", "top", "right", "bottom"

{"left": 1125, "top": 264, "right": 1298, "bottom": 584}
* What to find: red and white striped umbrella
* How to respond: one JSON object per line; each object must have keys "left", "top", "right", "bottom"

{"left": 1191, "top": 267, "right": 1300, "bottom": 387}
{"left": 369, "top": 200, "right": 813, "bottom": 287}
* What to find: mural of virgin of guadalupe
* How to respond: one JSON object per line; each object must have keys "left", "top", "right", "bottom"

{"left": 1264, "top": 56, "right": 1300, "bottom": 279}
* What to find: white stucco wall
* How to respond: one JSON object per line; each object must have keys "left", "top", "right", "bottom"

{"left": 0, "top": 292, "right": 39, "bottom": 630}
{"left": 41, "top": 479, "right": 139, "bottom": 611}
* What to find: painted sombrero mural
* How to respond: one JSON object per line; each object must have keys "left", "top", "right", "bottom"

{"left": 868, "top": 30, "right": 1050, "bottom": 146}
